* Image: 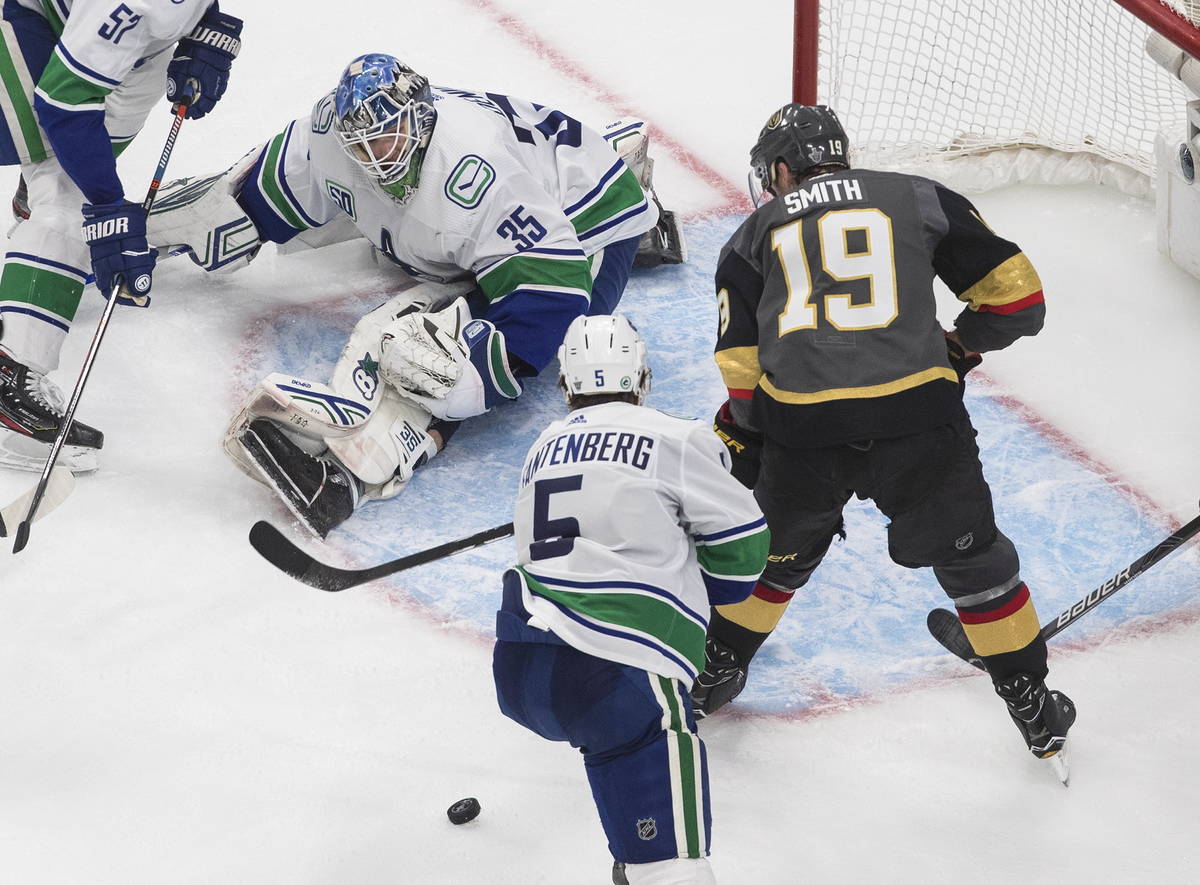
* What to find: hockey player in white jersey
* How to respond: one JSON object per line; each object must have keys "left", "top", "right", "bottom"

{"left": 189, "top": 53, "right": 685, "bottom": 538}
{"left": 491, "top": 314, "right": 769, "bottom": 885}
{"left": 0, "top": 0, "right": 242, "bottom": 472}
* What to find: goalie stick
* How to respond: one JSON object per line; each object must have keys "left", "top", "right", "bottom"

{"left": 12, "top": 96, "right": 191, "bottom": 554}
{"left": 0, "top": 467, "right": 74, "bottom": 538}
{"left": 248, "top": 520, "right": 516, "bottom": 591}
{"left": 928, "top": 508, "right": 1200, "bottom": 669}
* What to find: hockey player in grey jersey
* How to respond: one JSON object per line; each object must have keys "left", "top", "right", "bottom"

{"left": 492, "top": 314, "right": 769, "bottom": 885}
{"left": 694, "top": 103, "right": 1076, "bottom": 776}
{"left": 148, "top": 53, "right": 685, "bottom": 538}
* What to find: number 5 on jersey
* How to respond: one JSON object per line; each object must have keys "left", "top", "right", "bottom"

{"left": 529, "top": 475, "right": 582, "bottom": 561}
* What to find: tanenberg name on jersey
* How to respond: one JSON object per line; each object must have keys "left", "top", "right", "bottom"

{"left": 521, "top": 430, "right": 656, "bottom": 486}
{"left": 783, "top": 178, "right": 864, "bottom": 214}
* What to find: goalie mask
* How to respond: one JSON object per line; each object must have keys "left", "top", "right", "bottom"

{"left": 333, "top": 53, "right": 436, "bottom": 193}
{"left": 557, "top": 314, "right": 651, "bottom": 406}
{"left": 749, "top": 103, "right": 849, "bottom": 203}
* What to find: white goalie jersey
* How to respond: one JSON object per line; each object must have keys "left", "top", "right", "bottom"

{"left": 510, "top": 402, "right": 770, "bottom": 684}
{"left": 236, "top": 86, "right": 658, "bottom": 372}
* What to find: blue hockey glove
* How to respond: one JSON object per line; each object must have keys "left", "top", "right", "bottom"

{"left": 81, "top": 200, "right": 156, "bottom": 306}
{"left": 165, "top": 7, "right": 243, "bottom": 119}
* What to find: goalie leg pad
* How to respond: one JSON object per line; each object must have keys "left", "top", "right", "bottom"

{"left": 325, "top": 384, "right": 438, "bottom": 487}
{"left": 223, "top": 373, "right": 373, "bottom": 482}
{"left": 601, "top": 120, "right": 686, "bottom": 268}
{"left": 146, "top": 147, "right": 262, "bottom": 272}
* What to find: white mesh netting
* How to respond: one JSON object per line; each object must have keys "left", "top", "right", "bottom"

{"left": 818, "top": 0, "right": 1200, "bottom": 194}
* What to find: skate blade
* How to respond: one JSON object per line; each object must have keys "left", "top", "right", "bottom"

{"left": 1044, "top": 745, "right": 1070, "bottom": 786}
{"left": 0, "top": 434, "right": 100, "bottom": 474}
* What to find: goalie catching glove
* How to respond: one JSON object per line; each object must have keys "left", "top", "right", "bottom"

{"left": 380, "top": 297, "right": 522, "bottom": 420}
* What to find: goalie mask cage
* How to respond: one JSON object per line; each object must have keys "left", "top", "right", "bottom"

{"left": 793, "top": 0, "right": 1200, "bottom": 195}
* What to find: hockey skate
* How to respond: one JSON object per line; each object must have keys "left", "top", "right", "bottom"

{"left": 995, "top": 672, "right": 1076, "bottom": 783}
{"left": 634, "top": 194, "right": 686, "bottom": 268}
{"left": 0, "top": 350, "right": 103, "bottom": 473}
{"left": 238, "top": 418, "right": 359, "bottom": 539}
{"left": 11, "top": 175, "right": 29, "bottom": 222}
{"left": 689, "top": 636, "right": 748, "bottom": 719}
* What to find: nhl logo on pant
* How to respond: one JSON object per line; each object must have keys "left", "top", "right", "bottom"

{"left": 954, "top": 532, "right": 974, "bottom": 551}
{"left": 636, "top": 818, "right": 657, "bottom": 841}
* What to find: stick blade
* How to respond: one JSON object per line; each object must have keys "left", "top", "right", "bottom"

{"left": 4, "top": 466, "right": 76, "bottom": 547}
{"left": 926, "top": 607, "right": 987, "bottom": 671}
{"left": 247, "top": 520, "right": 353, "bottom": 591}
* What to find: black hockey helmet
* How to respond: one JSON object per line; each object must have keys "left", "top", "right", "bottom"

{"left": 750, "top": 104, "right": 849, "bottom": 200}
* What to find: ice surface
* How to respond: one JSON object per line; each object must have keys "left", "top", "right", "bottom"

{"left": 1, "top": 2, "right": 1197, "bottom": 883}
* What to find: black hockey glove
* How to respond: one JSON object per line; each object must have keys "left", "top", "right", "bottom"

{"left": 166, "top": 7, "right": 243, "bottom": 119}
{"left": 945, "top": 332, "right": 982, "bottom": 394}
{"left": 713, "top": 400, "right": 762, "bottom": 490}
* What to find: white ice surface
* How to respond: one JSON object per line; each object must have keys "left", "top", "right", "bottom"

{"left": 1, "top": 2, "right": 1199, "bottom": 883}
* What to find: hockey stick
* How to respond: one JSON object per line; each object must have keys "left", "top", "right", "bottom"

{"left": 927, "top": 508, "right": 1200, "bottom": 670}
{"left": 248, "top": 520, "right": 516, "bottom": 591}
{"left": 11, "top": 98, "right": 190, "bottom": 554}
{"left": 0, "top": 467, "right": 74, "bottom": 538}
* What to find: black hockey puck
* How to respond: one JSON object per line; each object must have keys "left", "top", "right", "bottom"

{"left": 447, "top": 797, "right": 481, "bottom": 825}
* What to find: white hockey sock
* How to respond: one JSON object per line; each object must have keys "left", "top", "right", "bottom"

{"left": 622, "top": 857, "right": 717, "bottom": 885}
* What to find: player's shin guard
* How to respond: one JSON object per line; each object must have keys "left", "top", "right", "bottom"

{"left": 690, "top": 582, "right": 795, "bottom": 717}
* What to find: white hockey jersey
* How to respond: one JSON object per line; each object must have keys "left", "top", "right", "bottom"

{"left": 238, "top": 86, "right": 658, "bottom": 371}
{"left": 509, "top": 402, "right": 769, "bottom": 683}
{"left": 3, "top": 0, "right": 213, "bottom": 194}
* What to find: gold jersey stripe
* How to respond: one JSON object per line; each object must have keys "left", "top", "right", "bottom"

{"left": 760, "top": 366, "right": 957, "bottom": 405}
{"left": 960, "top": 253, "right": 1043, "bottom": 310}
{"left": 961, "top": 600, "right": 1041, "bottom": 657}
{"left": 715, "top": 345, "right": 762, "bottom": 389}
{"left": 715, "top": 594, "right": 792, "bottom": 634}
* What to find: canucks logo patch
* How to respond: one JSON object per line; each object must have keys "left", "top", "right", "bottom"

{"left": 326, "top": 180, "right": 357, "bottom": 220}
{"left": 444, "top": 155, "right": 495, "bottom": 208}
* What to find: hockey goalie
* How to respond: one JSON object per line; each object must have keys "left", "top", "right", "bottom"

{"left": 146, "top": 52, "right": 686, "bottom": 537}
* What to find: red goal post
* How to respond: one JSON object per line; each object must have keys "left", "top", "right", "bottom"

{"left": 792, "top": 0, "right": 1200, "bottom": 195}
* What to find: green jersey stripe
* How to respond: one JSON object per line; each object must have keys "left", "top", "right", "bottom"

{"left": 519, "top": 568, "right": 707, "bottom": 672}
{"left": 38, "top": 1, "right": 65, "bottom": 36}
{"left": 0, "top": 22, "right": 47, "bottom": 162}
{"left": 258, "top": 132, "right": 309, "bottom": 231}
{"left": 475, "top": 252, "right": 592, "bottom": 304}
{"left": 696, "top": 527, "right": 771, "bottom": 579}
{"left": 569, "top": 166, "right": 646, "bottom": 237}
{"left": 37, "top": 51, "right": 110, "bottom": 107}
{"left": 0, "top": 262, "right": 85, "bottom": 322}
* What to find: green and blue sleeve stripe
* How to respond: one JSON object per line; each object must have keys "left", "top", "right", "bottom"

{"left": 475, "top": 247, "right": 592, "bottom": 371}
{"left": 521, "top": 568, "right": 709, "bottom": 677}
{"left": 566, "top": 159, "right": 651, "bottom": 243}
{"left": 696, "top": 517, "right": 770, "bottom": 605}
{"left": 32, "top": 45, "right": 121, "bottom": 202}
{"left": 238, "top": 121, "right": 322, "bottom": 243}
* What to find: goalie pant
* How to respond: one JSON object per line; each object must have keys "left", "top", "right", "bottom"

{"left": 0, "top": 0, "right": 214, "bottom": 375}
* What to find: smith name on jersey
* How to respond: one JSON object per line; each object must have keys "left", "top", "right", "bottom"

{"left": 715, "top": 168, "right": 1045, "bottom": 447}
{"left": 508, "top": 402, "right": 769, "bottom": 685}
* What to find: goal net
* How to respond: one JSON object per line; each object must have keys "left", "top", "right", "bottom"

{"left": 804, "top": 1, "right": 1200, "bottom": 195}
